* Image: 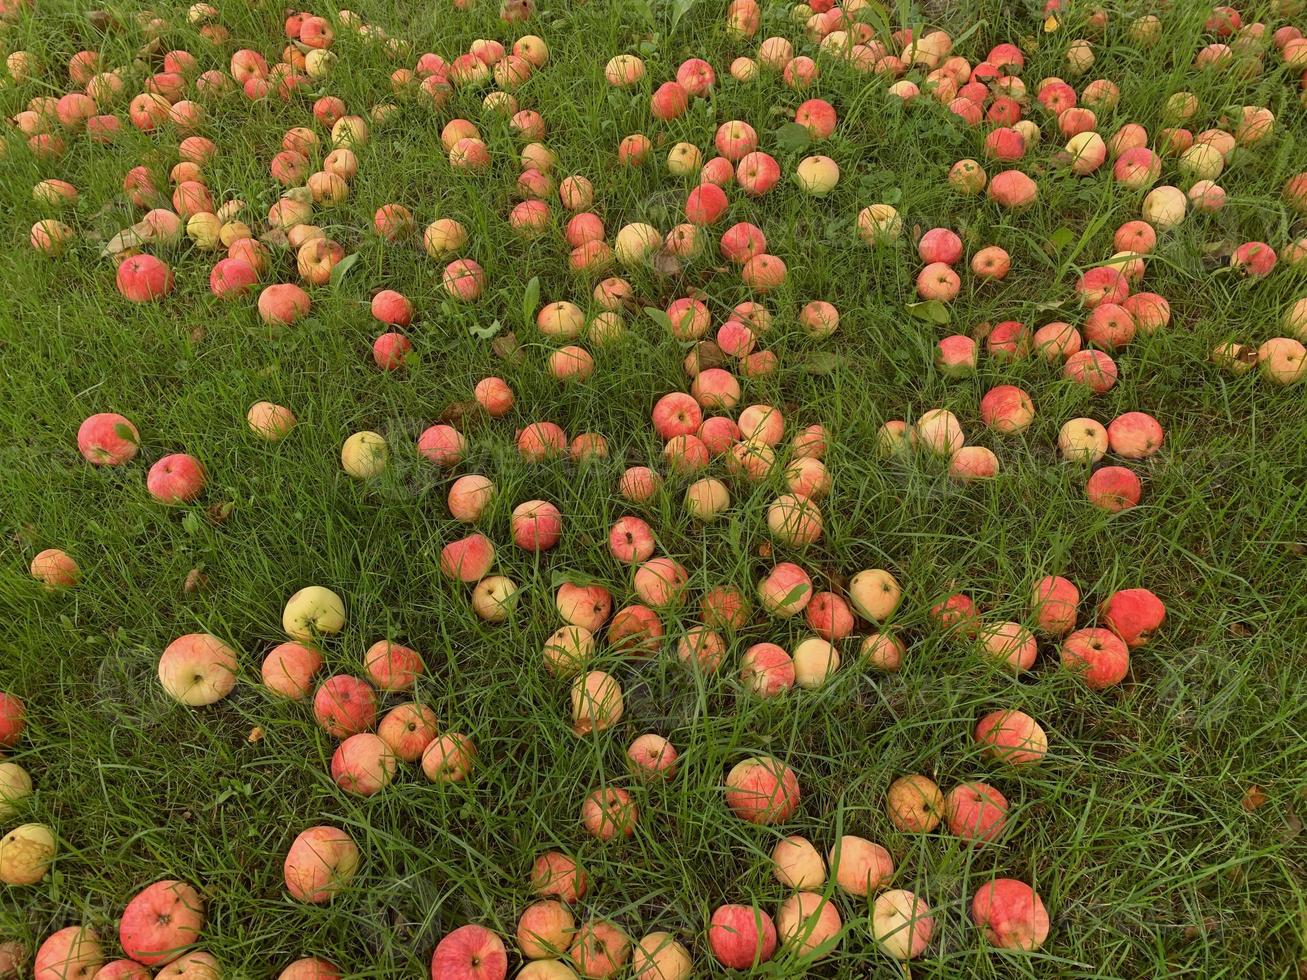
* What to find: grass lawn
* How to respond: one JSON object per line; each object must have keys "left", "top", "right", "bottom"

{"left": 0, "top": 0, "right": 1305, "bottom": 976}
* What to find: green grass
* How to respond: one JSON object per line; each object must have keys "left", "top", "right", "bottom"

{"left": 1, "top": 0, "right": 1305, "bottom": 976}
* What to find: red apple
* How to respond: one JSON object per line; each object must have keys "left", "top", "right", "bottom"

{"left": 431, "top": 925, "right": 507, "bottom": 980}
{"left": 1099, "top": 588, "right": 1166, "bottom": 647}
{"left": 708, "top": 905, "right": 777, "bottom": 970}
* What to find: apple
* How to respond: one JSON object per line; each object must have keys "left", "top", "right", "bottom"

{"left": 421, "top": 733, "right": 477, "bottom": 782}
{"left": 568, "top": 921, "right": 630, "bottom": 979}
{"left": 571, "top": 671, "right": 623, "bottom": 736}
{"left": 725, "top": 756, "right": 800, "bottom": 823}
{"left": 708, "top": 905, "right": 777, "bottom": 969}
{"left": 431, "top": 925, "right": 507, "bottom": 980}
{"left": 1107, "top": 412, "right": 1164, "bottom": 458}
{"left": 283, "top": 587, "right": 345, "bottom": 640}
{"left": 758, "top": 563, "right": 813, "bottom": 617}
{"left": 608, "top": 605, "right": 663, "bottom": 652}
{"left": 529, "top": 852, "right": 588, "bottom": 904}
{"left": 829, "top": 835, "right": 894, "bottom": 896}
{"left": 77, "top": 413, "right": 139, "bottom": 466}
{"left": 631, "top": 933, "right": 690, "bottom": 980}
{"left": 1033, "top": 322, "right": 1082, "bottom": 360}
{"left": 363, "top": 640, "right": 424, "bottom": 690}
{"left": 158, "top": 633, "right": 237, "bottom": 706}
{"left": 35, "top": 928, "right": 102, "bottom": 980}
{"left": 856, "top": 204, "right": 901, "bottom": 244}
{"left": 1142, "top": 185, "right": 1186, "bottom": 229}
{"left": 804, "top": 593, "right": 853, "bottom": 641}
{"left": 848, "top": 568, "right": 902, "bottom": 621}
{"left": 625, "top": 733, "right": 677, "bottom": 780}
{"left": 980, "top": 385, "right": 1035, "bottom": 434}
{"left": 795, "top": 155, "right": 840, "bottom": 194}
{"left": 116, "top": 254, "right": 174, "bottom": 302}
{"left": 948, "top": 446, "right": 998, "bottom": 481}
{"left": 918, "top": 228, "right": 963, "bottom": 265}
{"left": 378, "top": 703, "right": 439, "bottom": 761}
{"left": 1058, "top": 419, "right": 1108, "bottom": 462}
{"left": 147, "top": 454, "right": 206, "bottom": 503}
{"left": 277, "top": 959, "right": 341, "bottom": 980}
{"left": 517, "top": 901, "right": 575, "bottom": 960}
{"left": 1084, "top": 304, "right": 1136, "bottom": 349}
{"left": 471, "top": 576, "right": 518, "bottom": 622}
{"left": 1258, "top": 338, "right": 1307, "bottom": 384}
{"left": 1063, "top": 349, "right": 1119, "bottom": 392}
{"left": 916, "top": 263, "right": 961, "bottom": 301}
{"left": 0, "top": 822, "right": 55, "bottom": 885}
{"left": 987, "top": 169, "right": 1038, "bottom": 208}
{"left": 1086, "top": 465, "right": 1142, "bottom": 511}
{"left": 283, "top": 826, "right": 358, "bottom": 903}
{"left": 511, "top": 500, "right": 562, "bottom": 551}
{"left": 331, "top": 734, "right": 398, "bottom": 796}
{"left": 416, "top": 425, "right": 465, "bottom": 468}
{"left": 984, "top": 127, "right": 1025, "bottom": 161}
{"left": 340, "top": 431, "right": 388, "bottom": 478}
{"left": 312, "top": 675, "right": 377, "bottom": 739}
{"left": 944, "top": 781, "right": 1010, "bottom": 842}
{"left": 871, "top": 890, "right": 933, "bottom": 960}
{"left": 257, "top": 284, "right": 312, "bottom": 327}
{"left": 771, "top": 835, "right": 825, "bottom": 888}
{"left": 1100, "top": 588, "right": 1166, "bottom": 647}
{"left": 988, "top": 320, "right": 1032, "bottom": 360}
{"left": 978, "top": 622, "right": 1037, "bottom": 671}
{"left": 948, "top": 158, "right": 987, "bottom": 194}
{"left": 95, "top": 960, "right": 151, "bottom": 980}
{"left": 0, "top": 763, "right": 33, "bottom": 819}
{"left": 860, "top": 632, "right": 905, "bottom": 672}
{"left": 971, "top": 245, "right": 1011, "bottom": 279}
{"left": 776, "top": 891, "right": 841, "bottom": 958}
{"left": 975, "top": 709, "right": 1048, "bottom": 764}
{"left": 119, "top": 880, "right": 204, "bottom": 966}
{"left": 1115, "top": 220, "right": 1157, "bottom": 253}
{"left": 1031, "top": 575, "right": 1079, "bottom": 634}
{"left": 1060, "top": 627, "right": 1130, "bottom": 689}
{"left": 914, "top": 409, "right": 964, "bottom": 455}
{"left": 886, "top": 774, "right": 944, "bottom": 832}
{"left": 580, "top": 787, "right": 637, "bottom": 840}
{"left": 247, "top": 402, "right": 296, "bottom": 440}
{"left": 738, "top": 642, "right": 795, "bottom": 697}
{"left": 0, "top": 692, "right": 23, "bottom": 754}
{"left": 29, "top": 548, "right": 78, "bottom": 589}
{"left": 971, "top": 879, "right": 1050, "bottom": 950}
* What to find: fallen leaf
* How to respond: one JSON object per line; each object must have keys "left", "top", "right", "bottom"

{"left": 1242, "top": 785, "right": 1269, "bottom": 811}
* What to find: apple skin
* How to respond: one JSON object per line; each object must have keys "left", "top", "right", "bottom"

{"left": 331, "top": 733, "right": 398, "bottom": 796}
{"left": 283, "top": 826, "right": 359, "bottom": 904}
{"left": 247, "top": 402, "right": 296, "bottom": 440}
{"left": 626, "top": 733, "right": 678, "bottom": 780}
{"left": 631, "top": 932, "right": 691, "bottom": 980}
{"left": 944, "top": 781, "right": 1010, "bottom": 842}
{"left": 377, "top": 703, "right": 439, "bottom": 761}
{"left": 568, "top": 920, "right": 630, "bottom": 979}
{"left": 974, "top": 709, "right": 1048, "bottom": 765}
{"left": 847, "top": 568, "right": 902, "bottom": 621}
{"left": 1086, "top": 465, "right": 1142, "bottom": 512}
{"left": 363, "top": 640, "right": 424, "bottom": 690}
{"left": 312, "top": 675, "right": 377, "bottom": 739}
{"left": 757, "top": 563, "right": 813, "bottom": 617}
{"left": 1031, "top": 575, "right": 1079, "bottom": 635}
{"left": 571, "top": 671, "right": 624, "bottom": 735}
{"left": 531, "top": 852, "right": 588, "bottom": 903}
{"left": 448, "top": 475, "right": 495, "bottom": 522}
{"left": 147, "top": 454, "right": 206, "bottom": 504}
{"left": 708, "top": 905, "right": 777, "bottom": 969}
{"left": 1100, "top": 588, "right": 1166, "bottom": 648}
{"left": 724, "top": 756, "right": 800, "bottom": 824}
{"left": 776, "top": 891, "right": 841, "bottom": 958}
{"left": 1058, "top": 418, "right": 1109, "bottom": 462}
{"left": 979, "top": 385, "right": 1035, "bottom": 434}
{"left": 771, "top": 835, "right": 826, "bottom": 888}
{"left": 440, "top": 533, "right": 496, "bottom": 583}
{"left": 119, "top": 880, "right": 205, "bottom": 966}
{"left": 886, "top": 774, "right": 944, "bottom": 832}
{"left": 77, "top": 413, "right": 139, "bottom": 466}
{"left": 517, "top": 901, "right": 575, "bottom": 959}
{"left": 96, "top": 959, "right": 152, "bottom": 980}
{"left": 30, "top": 548, "right": 79, "bottom": 589}
{"left": 977, "top": 621, "right": 1037, "bottom": 671}
{"left": 914, "top": 408, "right": 963, "bottom": 455}
{"left": 580, "top": 787, "right": 637, "bottom": 840}
{"left": 739, "top": 643, "right": 796, "bottom": 697}
{"left": 1060, "top": 627, "right": 1130, "bottom": 689}
{"left": 556, "top": 583, "right": 612, "bottom": 632}
{"left": 431, "top": 924, "right": 508, "bottom": 980}
{"left": 512, "top": 500, "right": 563, "bottom": 551}
{"left": 35, "top": 927, "right": 103, "bottom": 980}
{"left": 158, "top": 633, "right": 238, "bottom": 706}
{"left": 421, "top": 732, "right": 477, "bottom": 782}
{"left": 871, "top": 890, "right": 933, "bottom": 960}
{"left": 276, "top": 958, "right": 341, "bottom": 980}
{"left": 283, "top": 586, "right": 346, "bottom": 641}
{"left": 116, "top": 254, "right": 174, "bottom": 302}
{"left": 0, "top": 822, "right": 56, "bottom": 885}
{"left": 805, "top": 592, "right": 854, "bottom": 640}
{"left": 971, "top": 879, "right": 1050, "bottom": 951}
{"left": 829, "top": 835, "right": 894, "bottom": 896}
